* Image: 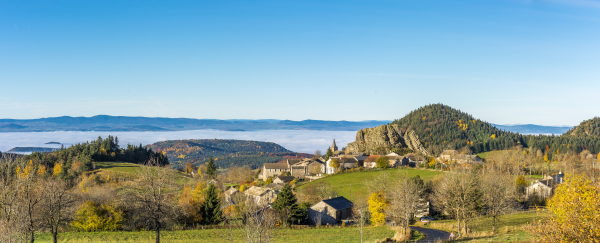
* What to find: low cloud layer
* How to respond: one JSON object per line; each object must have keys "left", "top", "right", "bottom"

{"left": 0, "top": 130, "right": 357, "bottom": 154}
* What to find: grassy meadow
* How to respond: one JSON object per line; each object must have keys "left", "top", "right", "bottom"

{"left": 36, "top": 226, "right": 396, "bottom": 243}
{"left": 296, "top": 168, "right": 443, "bottom": 200}
{"left": 94, "top": 161, "right": 192, "bottom": 184}
{"left": 417, "top": 210, "right": 550, "bottom": 242}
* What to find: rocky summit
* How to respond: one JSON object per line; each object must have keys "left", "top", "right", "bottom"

{"left": 345, "top": 124, "right": 428, "bottom": 155}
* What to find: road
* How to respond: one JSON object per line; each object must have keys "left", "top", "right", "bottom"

{"left": 410, "top": 226, "right": 452, "bottom": 242}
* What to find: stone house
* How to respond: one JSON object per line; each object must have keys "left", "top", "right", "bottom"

{"left": 437, "top": 150, "right": 481, "bottom": 164}
{"left": 308, "top": 196, "right": 354, "bottom": 225}
{"left": 273, "top": 175, "right": 295, "bottom": 184}
{"left": 526, "top": 179, "right": 557, "bottom": 200}
{"left": 363, "top": 155, "right": 380, "bottom": 168}
{"left": 307, "top": 160, "right": 325, "bottom": 176}
{"left": 224, "top": 187, "right": 240, "bottom": 206}
{"left": 245, "top": 186, "right": 278, "bottom": 206}
{"left": 262, "top": 163, "right": 290, "bottom": 180}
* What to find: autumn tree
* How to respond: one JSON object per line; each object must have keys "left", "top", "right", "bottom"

{"left": 184, "top": 162, "right": 195, "bottom": 174}
{"left": 329, "top": 159, "right": 340, "bottom": 173}
{"left": 368, "top": 191, "right": 387, "bottom": 226}
{"left": 530, "top": 175, "right": 600, "bottom": 242}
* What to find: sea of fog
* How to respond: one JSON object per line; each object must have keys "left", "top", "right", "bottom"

{"left": 0, "top": 130, "right": 358, "bottom": 154}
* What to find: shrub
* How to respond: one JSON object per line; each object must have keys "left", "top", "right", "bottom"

{"left": 71, "top": 201, "right": 125, "bottom": 231}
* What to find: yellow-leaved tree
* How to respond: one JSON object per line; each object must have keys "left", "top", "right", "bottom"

{"left": 37, "top": 165, "right": 47, "bottom": 176}
{"left": 53, "top": 162, "right": 63, "bottom": 176}
{"left": 530, "top": 175, "right": 600, "bottom": 242}
{"left": 368, "top": 191, "right": 387, "bottom": 226}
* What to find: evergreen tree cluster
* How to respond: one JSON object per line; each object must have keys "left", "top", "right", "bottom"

{"left": 10, "top": 136, "right": 168, "bottom": 179}
{"left": 390, "top": 104, "right": 600, "bottom": 157}
{"left": 565, "top": 117, "right": 600, "bottom": 138}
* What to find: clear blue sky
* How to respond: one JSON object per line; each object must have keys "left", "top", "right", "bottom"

{"left": 1, "top": 0, "right": 599, "bottom": 126}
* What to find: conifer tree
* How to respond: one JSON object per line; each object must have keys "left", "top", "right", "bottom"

{"left": 201, "top": 184, "right": 223, "bottom": 225}
{"left": 206, "top": 157, "right": 217, "bottom": 178}
{"left": 272, "top": 184, "right": 306, "bottom": 225}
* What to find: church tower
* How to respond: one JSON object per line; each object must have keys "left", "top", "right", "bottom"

{"left": 330, "top": 139, "right": 338, "bottom": 153}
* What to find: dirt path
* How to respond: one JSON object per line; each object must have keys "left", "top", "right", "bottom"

{"left": 410, "top": 226, "right": 451, "bottom": 242}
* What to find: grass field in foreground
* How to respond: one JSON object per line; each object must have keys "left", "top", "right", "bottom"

{"left": 296, "top": 168, "right": 443, "bottom": 200}
{"left": 418, "top": 210, "right": 550, "bottom": 242}
{"left": 36, "top": 226, "right": 396, "bottom": 243}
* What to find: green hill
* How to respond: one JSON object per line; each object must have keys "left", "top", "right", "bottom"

{"left": 391, "top": 104, "right": 526, "bottom": 153}
{"left": 565, "top": 117, "right": 600, "bottom": 138}
{"left": 147, "top": 139, "right": 311, "bottom": 170}
{"left": 389, "top": 104, "right": 600, "bottom": 157}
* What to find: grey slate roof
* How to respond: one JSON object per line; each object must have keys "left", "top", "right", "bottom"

{"left": 276, "top": 176, "right": 295, "bottom": 182}
{"left": 322, "top": 196, "right": 353, "bottom": 211}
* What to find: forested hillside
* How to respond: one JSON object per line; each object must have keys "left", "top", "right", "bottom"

{"left": 566, "top": 117, "right": 600, "bottom": 138}
{"left": 2, "top": 136, "right": 168, "bottom": 180}
{"left": 390, "top": 104, "right": 600, "bottom": 158}
{"left": 147, "top": 139, "right": 311, "bottom": 170}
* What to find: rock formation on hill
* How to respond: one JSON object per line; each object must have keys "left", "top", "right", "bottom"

{"left": 404, "top": 130, "right": 429, "bottom": 155}
{"left": 345, "top": 124, "right": 428, "bottom": 155}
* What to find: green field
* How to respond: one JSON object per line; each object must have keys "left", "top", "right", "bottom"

{"left": 94, "top": 162, "right": 192, "bottom": 184}
{"left": 36, "top": 226, "right": 396, "bottom": 243}
{"left": 476, "top": 151, "right": 491, "bottom": 160}
{"left": 420, "top": 210, "right": 550, "bottom": 242}
{"left": 296, "top": 168, "right": 443, "bottom": 200}
{"left": 95, "top": 162, "right": 142, "bottom": 174}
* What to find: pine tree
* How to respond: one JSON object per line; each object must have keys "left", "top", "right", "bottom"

{"left": 201, "top": 184, "right": 223, "bottom": 225}
{"left": 272, "top": 184, "right": 306, "bottom": 225}
{"left": 206, "top": 157, "right": 217, "bottom": 178}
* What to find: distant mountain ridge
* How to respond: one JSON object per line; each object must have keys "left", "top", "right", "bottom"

{"left": 0, "top": 115, "right": 392, "bottom": 132}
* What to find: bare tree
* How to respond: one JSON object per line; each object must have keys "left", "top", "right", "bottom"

{"left": 0, "top": 156, "right": 27, "bottom": 243}
{"left": 315, "top": 182, "right": 338, "bottom": 201}
{"left": 39, "top": 179, "right": 77, "bottom": 243}
{"left": 432, "top": 170, "right": 483, "bottom": 237}
{"left": 481, "top": 169, "right": 516, "bottom": 233}
{"left": 238, "top": 199, "right": 278, "bottom": 243}
{"left": 124, "top": 159, "right": 177, "bottom": 243}
{"left": 313, "top": 150, "right": 322, "bottom": 159}
{"left": 352, "top": 196, "right": 369, "bottom": 243}
{"left": 387, "top": 172, "right": 424, "bottom": 234}
{"left": 365, "top": 172, "right": 391, "bottom": 195}
{"left": 18, "top": 175, "right": 43, "bottom": 243}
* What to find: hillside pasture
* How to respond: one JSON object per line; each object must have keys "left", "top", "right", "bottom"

{"left": 94, "top": 161, "right": 192, "bottom": 184}
{"left": 296, "top": 168, "right": 443, "bottom": 201}
{"left": 36, "top": 226, "right": 396, "bottom": 243}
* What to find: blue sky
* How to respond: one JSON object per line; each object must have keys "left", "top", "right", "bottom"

{"left": 1, "top": 0, "right": 599, "bottom": 126}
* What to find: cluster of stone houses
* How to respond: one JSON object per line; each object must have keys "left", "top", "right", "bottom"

{"left": 225, "top": 175, "right": 296, "bottom": 207}
{"left": 525, "top": 172, "right": 565, "bottom": 201}
{"left": 437, "top": 150, "right": 482, "bottom": 164}
{"left": 261, "top": 140, "right": 431, "bottom": 179}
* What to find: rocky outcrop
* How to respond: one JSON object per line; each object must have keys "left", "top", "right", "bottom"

{"left": 345, "top": 124, "right": 429, "bottom": 156}
{"left": 404, "top": 130, "right": 429, "bottom": 156}
{"left": 346, "top": 124, "right": 407, "bottom": 155}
